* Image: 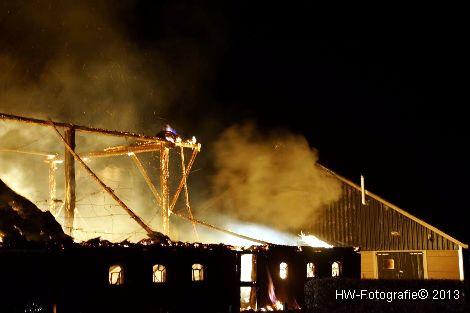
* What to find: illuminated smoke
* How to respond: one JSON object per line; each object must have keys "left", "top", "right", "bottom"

{"left": 0, "top": 2, "right": 171, "bottom": 239}
{"left": 0, "top": 2, "right": 163, "bottom": 130}
{"left": 0, "top": 2, "right": 223, "bottom": 130}
{"left": 0, "top": 2, "right": 339, "bottom": 244}
{"left": 0, "top": 1, "right": 223, "bottom": 242}
{"left": 210, "top": 123, "right": 342, "bottom": 232}
{"left": 192, "top": 213, "right": 302, "bottom": 246}
{"left": 0, "top": 123, "right": 164, "bottom": 242}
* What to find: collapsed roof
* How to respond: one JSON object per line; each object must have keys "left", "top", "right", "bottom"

{"left": 0, "top": 179, "right": 72, "bottom": 246}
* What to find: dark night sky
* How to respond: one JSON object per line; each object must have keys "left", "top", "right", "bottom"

{"left": 194, "top": 3, "right": 468, "bottom": 244}
{"left": 132, "top": 2, "right": 469, "bottom": 243}
{"left": 1, "top": 2, "right": 468, "bottom": 244}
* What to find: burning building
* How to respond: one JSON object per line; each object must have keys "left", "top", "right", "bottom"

{"left": 0, "top": 176, "right": 359, "bottom": 312}
{"left": 0, "top": 235, "right": 359, "bottom": 312}
{"left": 0, "top": 112, "right": 465, "bottom": 312}
{"left": 0, "top": 113, "right": 360, "bottom": 312}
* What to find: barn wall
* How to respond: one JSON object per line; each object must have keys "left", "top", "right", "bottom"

{"left": 359, "top": 250, "right": 462, "bottom": 280}
{"left": 360, "top": 251, "right": 376, "bottom": 279}
{"left": 426, "top": 250, "right": 460, "bottom": 280}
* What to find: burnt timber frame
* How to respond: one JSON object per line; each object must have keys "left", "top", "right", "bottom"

{"left": 0, "top": 112, "right": 200, "bottom": 239}
{"left": 0, "top": 112, "right": 271, "bottom": 245}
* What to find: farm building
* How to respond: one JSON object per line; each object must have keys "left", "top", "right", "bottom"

{"left": 1, "top": 111, "right": 467, "bottom": 291}
{"left": 309, "top": 166, "right": 468, "bottom": 280}
{"left": 1, "top": 176, "right": 361, "bottom": 312}
{"left": 1, "top": 113, "right": 364, "bottom": 312}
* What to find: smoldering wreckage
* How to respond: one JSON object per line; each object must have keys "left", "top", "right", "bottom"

{"left": 0, "top": 113, "right": 360, "bottom": 313}
{"left": 1, "top": 176, "right": 359, "bottom": 313}
{"left": 3, "top": 112, "right": 463, "bottom": 313}
{"left": 0, "top": 113, "right": 360, "bottom": 312}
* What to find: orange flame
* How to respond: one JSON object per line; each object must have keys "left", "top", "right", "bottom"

{"left": 266, "top": 268, "right": 284, "bottom": 311}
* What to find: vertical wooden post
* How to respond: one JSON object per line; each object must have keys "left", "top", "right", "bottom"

{"left": 48, "top": 161, "right": 57, "bottom": 214}
{"left": 64, "top": 127, "right": 76, "bottom": 236}
{"left": 160, "top": 147, "right": 170, "bottom": 236}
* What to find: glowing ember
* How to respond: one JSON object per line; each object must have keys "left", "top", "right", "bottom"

{"left": 299, "top": 231, "right": 333, "bottom": 248}
{"left": 260, "top": 301, "right": 284, "bottom": 311}
{"left": 272, "top": 301, "right": 283, "bottom": 311}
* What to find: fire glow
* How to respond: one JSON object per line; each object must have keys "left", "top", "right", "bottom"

{"left": 299, "top": 231, "right": 333, "bottom": 248}
{"left": 217, "top": 220, "right": 300, "bottom": 246}
{"left": 267, "top": 268, "right": 284, "bottom": 311}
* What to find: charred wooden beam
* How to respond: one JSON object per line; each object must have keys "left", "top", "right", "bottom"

{"left": 81, "top": 143, "right": 163, "bottom": 159}
{"left": 48, "top": 161, "right": 57, "bottom": 215}
{"left": 0, "top": 112, "right": 161, "bottom": 141}
{"left": 47, "top": 142, "right": 197, "bottom": 161}
{"left": 0, "top": 112, "right": 201, "bottom": 150}
{"left": 160, "top": 147, "right": 170, "bottom": 236}
{"left": 64, "top": 127, "right": 76, "bottom": 236}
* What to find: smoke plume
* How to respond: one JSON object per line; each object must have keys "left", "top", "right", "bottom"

{"left": 0, "top": 1, "right": 222, "bottom": 130}
{"left": 1, "top": 2, "right": 339, "bottom": 243}
{"left": 210, "top": 123, "right": 342, "bottom": 231}
{"left": 0, "top": 1, "right": 225, "bottom": 242}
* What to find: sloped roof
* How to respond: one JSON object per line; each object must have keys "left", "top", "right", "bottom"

{"left": 314, "top": 165, "right": 467, "bottom": 250}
